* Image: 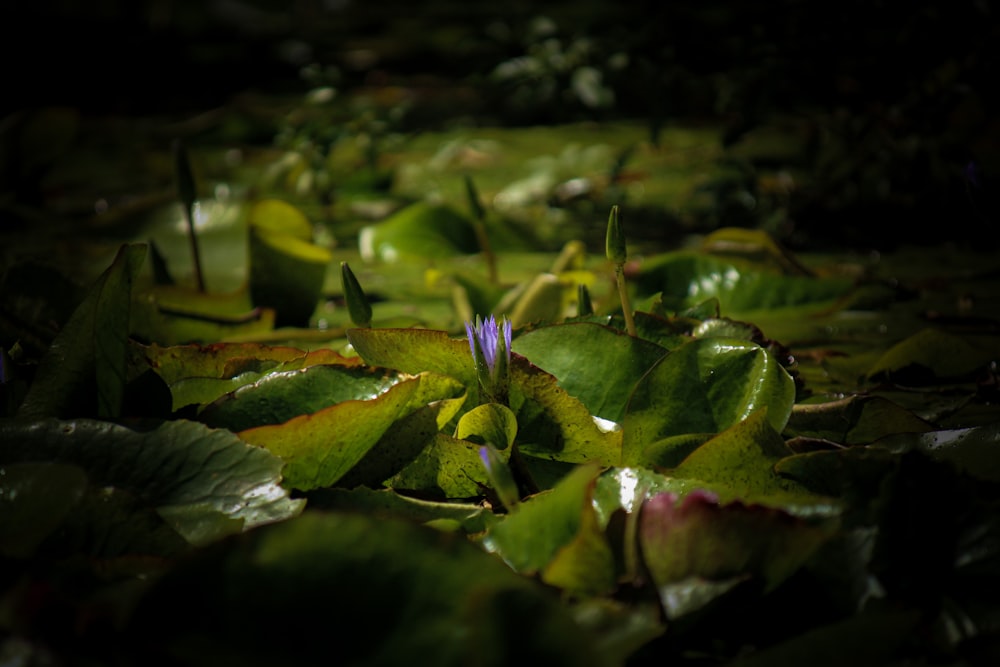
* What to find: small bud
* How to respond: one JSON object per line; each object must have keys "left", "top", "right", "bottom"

{"left": 479, "top": 444, "right": 520, "bottom": 510}
{"left": 341, "top": 262, "right": 373, "bottom": 327}
{"left": 577, "top": 283, "right": 594, "bottom": 317}
{"left": 605, "top": 204, "right": 627, "bottom": 265}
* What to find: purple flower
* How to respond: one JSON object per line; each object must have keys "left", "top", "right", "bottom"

{"left": 465, "top": 315, "right": 512, "bottom": 404}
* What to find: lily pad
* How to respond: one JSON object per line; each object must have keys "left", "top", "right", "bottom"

{"left": 622, "top": 337, "right": 795, "bottom": 467}
{"left": 512, "top": 321, "right": 668, "bottom": 423}
{"left": 484, "top": 464, "right": 616, "bottom": 596}
{"left": 359, "top": 201, "right": 481, "bottom": 262}
{"left": 0, "top": 418, "right": 304, "bottom": 544}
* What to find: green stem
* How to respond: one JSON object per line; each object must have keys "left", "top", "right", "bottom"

{"left": 615, "top": 263, "right": 637, "bottom": 336}
{"left": 182, "top": 202, "right": 206, "bottom": 293}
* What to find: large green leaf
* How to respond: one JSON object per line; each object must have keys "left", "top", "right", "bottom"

{"left": 512, "top": 322, "right": 668, "bottom": 423}
{"left": 511, "top": 359, "right": 622, "bottom": 466}
{"left": 389, "top": 432, "right": 492, "bottom": 498}
{"left": 636, "top": 252, "right": 853, "bottom": 316}
{"left": 18, "top": 243, "right": 146, "bottom": 419}
{"left": 622, "top": 337, "right": 795, "bottom": 467}
{"left": 484, "top": 464, "right": 616, "bottom": 596}
{"left": 129, "top": 512, "right": 603, "bottom": 667}
{"left": 359, "top": 201, "right": 481, "bottom": 262}
{"left": 668, "top": 410, "right": 834, "bottom": 509}
{"left": 238, "top": 375, "right": 422, "bottom": 490}
{"left": 347, "top": 326, "right": 475, "bottom": 384}
{"left": 199, "top": 364, "right": 404, "bottom": 431}
{"left": 0, "top": 462, "right": 88, "bottom": 558}
{"left": 639, "top": 490, "right": 833, "bottom": 596}
{"left": 0, "top": 419, "right": 303, "bottom": 544}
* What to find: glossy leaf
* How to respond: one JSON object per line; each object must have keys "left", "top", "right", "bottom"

{"left": 636, "top": 252, "right": 853, "bottom": 316}
{"left": 668, "top": 410, "right": 831, "bottom": 508}
{"left": 455, "top": 402, "right": 518, "bottom": 449}
{"left": 512, "top": 322, "right": 668, "bottom": 422}
{"left": 0, "top": 418, "right": 304, "bottom": 544}
{"left": 622, "top": 337, "right": 795, "bottom": 467}
{"left": 199, "top": 364, "right": 404, "bottom": 431}
{"left": 239, "top": 375, "right": 421, "bottom": 491}
{"left": 484, "top": 464, "right": 616, "bottom": 596}
{"left": 306, "top": 486, "right": 494, "bottom": 534}
{"left": 359, "top": 201, "right": 480, "bottom": 262}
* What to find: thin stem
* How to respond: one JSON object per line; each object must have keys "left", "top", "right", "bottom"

{"left": 182, "top": 202, "right": 206, "bottom": 293}
{"left": 615, "top": 263, "right": 637, "bottom": 336}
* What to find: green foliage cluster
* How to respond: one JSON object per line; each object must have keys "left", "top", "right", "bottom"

{"left": 2, "top": 205, "right": 999, "bottom": 664}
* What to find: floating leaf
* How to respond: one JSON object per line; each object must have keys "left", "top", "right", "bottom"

{"left": 636, "top": 252, "right": 853, "bottom": 316}
{"left": 512, "top": 322, "right": 668, "bottom": 422}
{"left": 668, "top": 410, "right": 831, "bottom": 508}
{"left": 512, "top": 359, "right": 622, "bottom": 466}
{"left": 239, "top": 375, "right": 421, "bottom": 490}
{"left": 359, "top": 201, "right": 480, "bottom": 262}
{"left": 19, "top": 243, "right": 146, "bottom": 419}
{"left": 639, "top": 490, "right": 833, "bottom": 595}
{"left": 484, "top": 464, "right": 616, "bottom": 596}
{"left": 786, "top": 395, "right": 933, "bottom": 445}
{"left": 389, "top": 432, "right": 492, "bottom": 498}
{"left": 199, "top": 364, "right": 404, "bottom": 431}
{"left": 622, "top": 337, "right": 795, "bottom": 467}
{"left": 867, "top": 328, "right": 999, "bottom": 383}
{"left": 129, "top": 512, "right": 603, "bottom": 667}
{"left": 306, "top": 486, "right": 494, "bottom": 534}
{"left": 0, "top": 419, "right": 303, "bottom": 544}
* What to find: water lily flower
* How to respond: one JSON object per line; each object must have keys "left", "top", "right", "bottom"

{"left": 465, "top": 314, "right": 512, "bottom": 405}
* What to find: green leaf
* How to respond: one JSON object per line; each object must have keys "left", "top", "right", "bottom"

{"left": 140, "top": 341, "right": 356, "bottom": 386}
{"left": 484, "top": 464, "right": 616, "bottom": 596}
{"left": 348, "top": 326, "right": 475, "bottom": 384}
{"left": 639, "top": 490, "right": 833, "bottom": 595}
{"left": 0, "top": 419, "right": 303, "bottom": 545}
{"left": 636, "top": 252, "right": 853, "bottom": 316}
{"left": 389, "top": 432, "right": 492, "bottom": 498}
{"left": 455, "top": 402, "right": 518, "bottom": 449}
{"left": 18, "top": 243, "right": 146, "bottom": 419}
{"left": 246, "top": 199, "right": 332, "bottom": 327}
{"left": 198, "top": 364, "right": 405, "bottom": 431}
{"left": 622, "top": 337, "right": 795, "bottom": 466}
{"left": 359, "top": 201, "right": 480, "bottom": 262}
{"left": 512, "top": 322, "right": 667, "bottom": 423}
{"left": 668, "top": 410, "right": 829, "bottom": 508}
{"left": 129, "top": 512, "right": 603, "bottom": 667}
{"left": 786, "top": 395, "right": 933, "bottom": 445}
{"left": 239, "top": 376, "right": 421, "bottom": 490}
{"left": 511, "top": 359, "right": 622, "bottom": 466}
{"left": 866, "top": 328, "right": 1000, "bottom": 383}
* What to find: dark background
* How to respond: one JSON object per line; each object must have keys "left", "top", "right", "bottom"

{"left": 3, "top": 0, "right": 998, "bottom": 247}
